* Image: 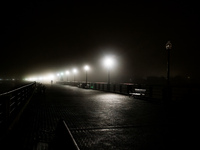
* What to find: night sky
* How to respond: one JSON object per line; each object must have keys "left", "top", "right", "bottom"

{"left": 1, "top": 1, "right": 200, "bottom": 83}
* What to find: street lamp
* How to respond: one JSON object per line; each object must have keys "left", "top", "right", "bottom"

{"left": 103, "top": 57, "right": 114, "bottom": 84}
{"left": 165, "top": 41, "right": 172, "bottom": 85}
{"left": 65, "top": 70, "right": 70, "bottom": 82}
{"left": 73, "top": 68, "right": 77, "bottom": 83}
{"left": 165, "top": 41, "right": 172, "bottom": 102}
{"left": 60, "top": 72, "right": 64, "bottom": 81}
{"left": 84, "top": 65, "right": 90, "bottom": 84}
{"left": 57, "top": 73, "right": 60, "bottom": 81}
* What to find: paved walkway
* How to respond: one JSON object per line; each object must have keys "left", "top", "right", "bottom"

{"left": 2, "top": 84, "right": 195, "bottom": 150}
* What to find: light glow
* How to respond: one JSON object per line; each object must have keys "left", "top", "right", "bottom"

{"left": 84, "top": 65, "right": 90, "bottom": 71}
{"left": 66, "top": 70, "right": 70, "bottom": 75}
{"left": 103, "top": 57, "right": 115, "bottom": 68}
{"left": 73, "top": 68, "right": 77, "bottom": 74}
{"left": 25, "top": 73, "right": 55, "bottom": 83}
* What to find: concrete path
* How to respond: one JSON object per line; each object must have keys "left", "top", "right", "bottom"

{"left": 2, "top": 84, "right": 195, "bottom": 150}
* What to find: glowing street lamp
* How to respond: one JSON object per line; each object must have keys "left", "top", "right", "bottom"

{"left": 84, "top": 65, "right": 90, "bottom": 84}
{"left": 56, "top": 73, "right": 60, "bottom": 81}
{"left": 103, "top": 57, "right": 114, "bottom": 84}
{"left": 60, "top": 72, "right": 64, "bottom": 81}
{"left": 65, "top": 70, "right": 70, "bottom": 82}
{"left": 73, "top": 68, "right": 77, "bottom": 83}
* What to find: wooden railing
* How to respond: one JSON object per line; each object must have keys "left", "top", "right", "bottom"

{"left": 0, "top": 82, "right": 36, "bottom": 140}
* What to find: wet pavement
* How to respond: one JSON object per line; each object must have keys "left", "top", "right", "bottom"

{"left": 2, "top": 84, "right": 196, "bottom": 150}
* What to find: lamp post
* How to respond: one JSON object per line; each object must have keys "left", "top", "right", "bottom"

{"left": 60, "top": 72, "right": 64, "bottom": 81}
{"left": 165, "top": 41, "right": 172, "bottom": 102}
{"left": 166, "top": 41, "right": 172, "bottom": 85}
{"left": 65, "top": 70, "right": 70, "bottom": 82}
{"left": 73, "top": 68, "right": 77, "bottom": 84}
{"left": 84, "top": 65, "right": 89, "bottom": 85}
{"left": 104, "top": 57, "right": 114, "bottom": 85}
{"left": 57, "top": 73, "right": 60, "bottom": 81}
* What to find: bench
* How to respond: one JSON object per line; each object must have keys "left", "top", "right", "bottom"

{"left": 129, "top": 88, "right": 146, "bottom": 98}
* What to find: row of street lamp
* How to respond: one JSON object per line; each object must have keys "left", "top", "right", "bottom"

{"left": 25, "top": 57, "right": 114, "bottom": 84}
{"left": 26, "top": 41, "right": 172, "bottom": 85}
{"left": 56, "top": 65, "right": 90, "bottom": 84}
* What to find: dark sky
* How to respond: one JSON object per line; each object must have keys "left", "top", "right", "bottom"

{"left": 1, "top": 0, "right": 200, "bottom": 82}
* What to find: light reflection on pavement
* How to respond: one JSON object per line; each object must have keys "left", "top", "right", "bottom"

{"left": 6, "top": 84, "right": 190, "bottom": 150}
{"left": 43, "top": 85, "right": 182, "bottom": 150}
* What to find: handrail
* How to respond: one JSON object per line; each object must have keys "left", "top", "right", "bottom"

{"left": 0, "top": 82, "right": 36, "bottom": 96}
{"left": 0, "top": 81, "right": 36, "bottom": 141}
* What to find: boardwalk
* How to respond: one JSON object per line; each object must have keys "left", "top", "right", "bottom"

{"left": 2, "top": 84, "right": 195, "bottom": 150}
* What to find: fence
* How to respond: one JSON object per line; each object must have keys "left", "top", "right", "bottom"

{"left": 0, "top": 82, "right": 36, "bottom": 140}
{"left": 57, "top": 81, "right": 199, "bottom": 103}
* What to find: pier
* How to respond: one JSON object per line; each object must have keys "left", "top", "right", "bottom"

{"left": 0, "top": 82, "right": 197, "bottom": 149}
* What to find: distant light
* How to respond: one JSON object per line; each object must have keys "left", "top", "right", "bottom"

{"left": 103, "top": 56, "right": 114, "bottom": 68}
{"left": 166, "top": 41, "right": 172, "bottom": 50}
{"left": 84, "top": 65, "right": 90, "bottom": 71}
{"left": 29, "top": 77, "right": 37, "bottom": 81}
{"left": 66, "top": 70, "right": 70, "bottom": 75}
{"left": 57, "top": 73, "right": 60, "bottom": 76}
{"left": 48, "top": 74, "right": 54, "bottom": 80}
{"left": 60, "top": 72, "right": 64, "bottom": 76}
{"left": 73, "top": 68, "right": 77, "bottom": 74}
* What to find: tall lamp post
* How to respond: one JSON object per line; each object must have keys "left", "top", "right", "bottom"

{"left": 65, "top": 70, "right": 70, "bottom": 82}
{"left": 60, "top": 72, "right": 64, "bottom": 81}
{"left": 84, "top": 65, "right": 89, "bottom": 85}
{"left": 165, "top": 41, "right": 172, "bottom": 102}
{"left": 166, "top": 41, "right": 172, "bottom": 85}
{"left": 57, "top": 73, "right": 60, "bottom": 81}
{"left": 104, "top": 57, "right": 114, "bottom": 85}
{"left": 73, "top": 68, "right": 77, "bottom": 84}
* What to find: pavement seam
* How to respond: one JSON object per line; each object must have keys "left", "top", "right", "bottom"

{"left": 70, "top": 123, "right": 176, "bottom": 132}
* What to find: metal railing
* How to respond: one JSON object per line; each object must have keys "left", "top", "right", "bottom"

{"left": 57, "top": 81, "right": 200, "bottom": 103}
{"left": 0, "top": 82, "right": 36, "bottom": 140}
